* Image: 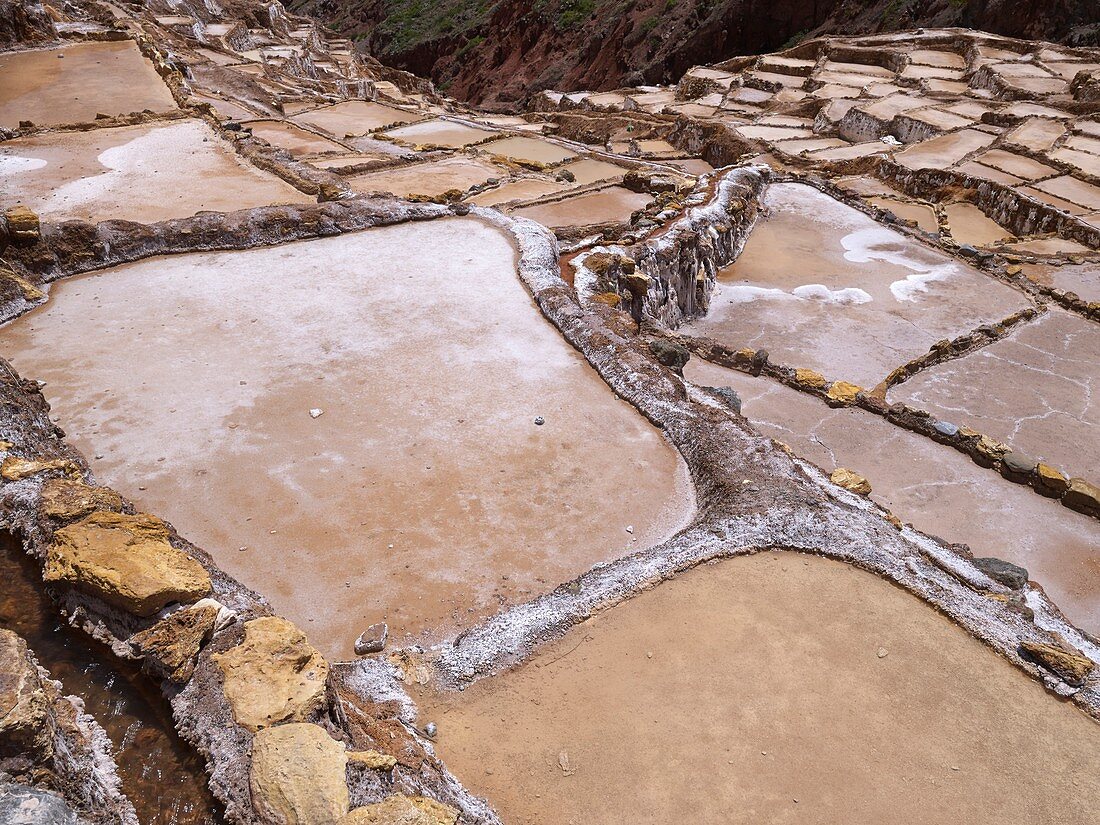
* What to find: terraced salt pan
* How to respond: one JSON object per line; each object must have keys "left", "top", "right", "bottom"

{"left": 1019, "top": 261, "right": 1100, "bottom": 301}
{"left": 468, "top": 178, "right": 565, "bottom": 207}
{"left": 0, "top": 119, "right": 311, "bottom": 222}
{"left": 292, "top": 101, "right": 420, "bottom": 137}
{"left": 348, "top": 157, "right": 503, "bottom": 197}
{"left": 682, "top": 184, "right": 1031, "bottom": 387}
{"left": 420, "top": 553, "right": 1100, "bottom": 825}
{"left": 1, "top": 219, "right": 691, "bottom": 660}
{"left": 943, "top": 202, "right": 1014, "bottom": 246}
{"left": 889, "top": 309, "right": 1100, "bottom": 483}
{"left": 481, "top": 135, "right": 577, "bottom": 165}
{"left": 895, "top": 129, "right": 996, "bottom": 170}
{"left": 510, "top": 187, "right": 651, "bottom": 229}
{"left": 685, "top": 360, "right": 1100, "bottom": 632}
{"left": 383, "top": 119, "right": 499, "bottom": 147}
{"left": 243, "top": 119, "right": 347, "bottom": 155}
{"left": 0, "top": 41, "right": 177, "bottom": 129}
{"left": 868, "top": 197, "right": 938, "bottom": 233}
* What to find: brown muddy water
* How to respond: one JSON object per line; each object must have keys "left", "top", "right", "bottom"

{"left": 419, "top": 553, "right": 1100, "bottom": 825}
{"left": 2, "top": 218, "right": 692, "bottom": 660}
{"left": 0, "top": 533, "right": 220, "bottom": 825}
{"left": 682, "top": 183, "right": 1031, "bottom": 387}
{"left": 348, "top": 157, "right": 504, "bottom": 198}
{"left": 510, "top": 187, "right": 652, "bottom": 229}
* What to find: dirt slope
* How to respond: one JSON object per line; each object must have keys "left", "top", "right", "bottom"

{"left": 289, "top": 0, "right": 1100, "bottom": 107}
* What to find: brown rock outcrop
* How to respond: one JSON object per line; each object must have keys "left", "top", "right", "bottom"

{"left": 128, "top": 604, "right": 219, "bottom": 683}
{"left": 38, "top": 479, "right": 123, "bottom": 524}
{"left": 44, "top": 512, "right": 212, "bottom": 617}
{"left": 1020, "top": 640, "right": 1094, "bottom": 686}
{"left": 829, "top": 468, "right": 872, "bottom": 496}
{"left": 213, "top": 617, "right": 329, "bottom": 731}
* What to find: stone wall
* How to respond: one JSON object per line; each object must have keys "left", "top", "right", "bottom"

{"left": 572, "top": 165, "right": 768, "bottom": 327}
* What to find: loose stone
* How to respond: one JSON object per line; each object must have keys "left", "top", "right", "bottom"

{"left": 354, "top": 622, "right": 388, "bottom": 656}
{"left": 972, "top": 557, "right": 1030, "bottom": 591}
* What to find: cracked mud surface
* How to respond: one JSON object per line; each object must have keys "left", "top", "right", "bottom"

{"left": 419, "top": 553, "right": 1100, "bottom": 825}
{"left": 686, "top": 358, "right": 1100, "bottom": 632}
{"left": 890, "top": 309, "right": 1099, "bottom": 481}
{"left": 3, "top": 218, "right": 693, "bottom": 660}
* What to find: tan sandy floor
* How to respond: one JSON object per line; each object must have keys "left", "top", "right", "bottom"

{"left": 420, "top": 553, "right": 1100, "bottom": 825}
{"left": 1, "top": 218, "right": 692, "bottom": 659}
{"left": 0, "top": 41, "right": 177, "bottom": 129}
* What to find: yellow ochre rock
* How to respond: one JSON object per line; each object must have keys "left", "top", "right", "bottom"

{"left": 340, "top": 794, "right": 459, "bottom": 825}
{"left": 250, "top": 723, "right": 349, "bottom": 825}
{"left": 44, "top": 511, "right": 212, "bottom": 617}
{"left": 830, "top": 468, "right": 872, "bottom": 496}
{"left": 794, "top": 368, "right": 827, "bottom": 390}
{"left": 826, "top": 381, "right": 862, "bottom": 404}
{"left": 213, "top": 616, "right": 329, "bottom": 731}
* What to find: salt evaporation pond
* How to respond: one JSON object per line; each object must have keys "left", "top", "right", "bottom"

{"left": 2, "top": 218, "right": 692, "bottom": 659}
{"left": 683, "top": 183, "right": 1031, "bottom": 387}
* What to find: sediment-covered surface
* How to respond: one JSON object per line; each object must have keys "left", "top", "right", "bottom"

{"left": 0, "top": 41, "right": 177, "bottom": 129}
{"left": 681, "top": 183, "right": 1032, "bottom": 387}
{"left": 0, "top": 120, "right": 312, "bottom": 223}
{"left": 685, "top": 358, "right": 1100, "bottom": 633}
{"left": 2, "top": 217, "right": 692, "bottom": 659}
{"left": 888, "top": 309, "right": 1100, "bottom": 482}
{"left": 420, "top": 553, "right": 1100, "bottom": 825}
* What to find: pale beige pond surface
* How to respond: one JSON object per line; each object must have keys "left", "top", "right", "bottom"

{"left": 293, "top": 100, "right": 422, "bottom": 137}
{"left": 383, "top": 119, "right": 499, "bottom": 147}
{"left": 2, "top": 219, "right": 692, "bottom": 660}
{"left": 481, "top": 135, "right": 578, "bottom": 165}
{"left": 511, "top": 186, "right": 651, "bottom": 228}
{"left": 0, "top": 41, "right": 177, "bottom": 129}
{"left": 243, "top": 119, "right": 347, "bottom": 155}
{"left": 421, "top": 553, "right": 1100, "bottom": 825}
{"left": 888, "top": 309, "right": 1100, "bottom": 482}
{"left": 682, "top": 183, "right": 1031, "bottom": 386}
{"left": 0, "top": 119, "right": 311, "bottom": 222}
{"left": 348, "top": 157, "right": 504, "bottom": 197}
{"left": 686, "top": 359, "right": 1100, "bottom": 633}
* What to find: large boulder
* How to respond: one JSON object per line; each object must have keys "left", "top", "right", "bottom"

{"left": 250, "top": 723, "right": 349, "bottom": 825}
{"left": 44, "top": 512, "right": 212, "bottom": 617}
{"left": 213, "top": 617, "right": 329, "bottom": 731}
{"left": 38, "top": 479, "right": 123, "bottom": 524}
{"left": 1020, "top": 639, "right": 1094, "bottom": 687}
{"left": 0, "top": 781, "right": 80, "bottom": 825}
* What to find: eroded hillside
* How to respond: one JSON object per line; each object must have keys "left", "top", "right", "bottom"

{"left": 291, "top": 0, "right": 1100, "bottom": 106}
